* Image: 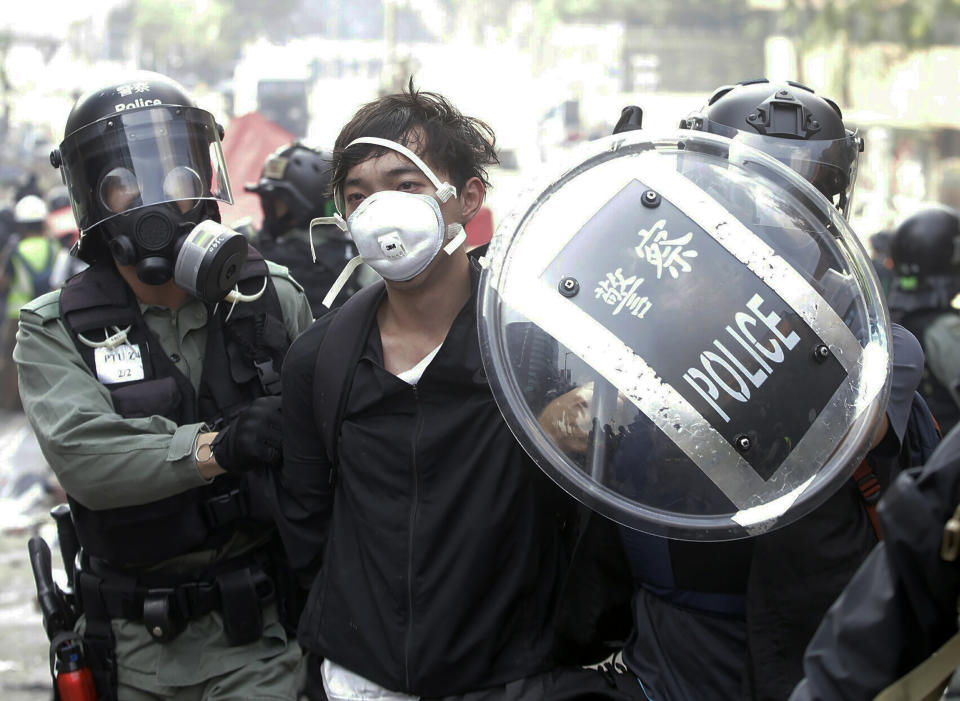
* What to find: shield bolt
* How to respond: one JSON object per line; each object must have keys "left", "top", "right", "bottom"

{"left": 558, "top": 277, "right": 580, "bottom": 298}
{"left": 641, "top": 189, "right": 661, "bottom": 208}
{"left": 735, "top": 435, "right": 752, "bottom": 453}
{"left": 812, "top": 344, "right": 830, "bottom": 363}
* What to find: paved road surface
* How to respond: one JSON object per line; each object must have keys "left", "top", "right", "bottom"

{"left": 0, "top": 409, "right": 61, "bottom": 700}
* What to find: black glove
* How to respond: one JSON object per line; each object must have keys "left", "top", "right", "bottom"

{"left": 211, "top": 396, "right": 283, "bottom": 473}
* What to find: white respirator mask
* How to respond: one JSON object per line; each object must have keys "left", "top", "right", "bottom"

{"left": 310, "top": 137, "right": 467, "bottom": 308}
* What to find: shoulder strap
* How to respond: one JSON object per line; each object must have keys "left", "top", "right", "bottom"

{"left": 854, "top": 460, "right": 884, "bottom": 540}
{"left": 313, "top": 281, "right": 386, "bottom": 473}
{"left": 856, "top": 392, "right": 944, "bottom": 542}
{"left": 874, "top": 628, "right": 960, "bottom": 701}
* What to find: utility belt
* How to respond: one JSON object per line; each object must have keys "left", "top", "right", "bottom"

{"left": 77, "top": 552, "right": 276, "bottom": 647}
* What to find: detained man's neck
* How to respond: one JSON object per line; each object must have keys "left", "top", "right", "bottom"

{"left": 381, "top": 251, "right": 471, "bottom": 332}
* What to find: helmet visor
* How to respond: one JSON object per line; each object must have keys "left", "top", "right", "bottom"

{"left": 59, "top": 106, "right": 233, "bottom": 231}
{"left": 697, "top": 119, "right": 861, "bottom": 219}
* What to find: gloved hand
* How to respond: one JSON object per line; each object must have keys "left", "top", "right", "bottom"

{"left": 211, "top": 396, "right": 283, "bottom": 473}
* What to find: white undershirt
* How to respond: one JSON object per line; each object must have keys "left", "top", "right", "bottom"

{"left": 395, "top": 343, "right": 442, "bottom": 385}
{"left": 322, "top": 659, "right": 418, "bottom": 701}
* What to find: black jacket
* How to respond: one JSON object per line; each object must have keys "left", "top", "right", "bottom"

{"left": 791, "top": 425, "right": 960, "bottom": 701}
{"left": 276, "top": 265, "right": 574, "bottom": 696}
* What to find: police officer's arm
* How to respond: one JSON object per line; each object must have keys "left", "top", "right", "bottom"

{"left": 15, "top": 300, "right": 215, "bottom": 510}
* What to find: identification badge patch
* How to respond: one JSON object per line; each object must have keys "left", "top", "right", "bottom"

{"left": 94, "top": 344, "right": 145, "bottom": 384}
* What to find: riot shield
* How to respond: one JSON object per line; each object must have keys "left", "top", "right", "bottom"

{"left": 478, "top": 129, "right": 891, "bottom": 540}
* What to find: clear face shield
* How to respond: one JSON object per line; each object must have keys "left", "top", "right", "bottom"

{"left": 696, "top": 119, "right": 862, "bottom": 220}
{"left": 59, "top": 105, "right": 233, "bottom": 234}
{"left": 478, "top": 129, "right": 890, "bottom": 541}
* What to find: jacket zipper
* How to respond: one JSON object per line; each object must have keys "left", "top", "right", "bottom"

{"left": 404, "top": 383, "right": 423, "bottom": 690}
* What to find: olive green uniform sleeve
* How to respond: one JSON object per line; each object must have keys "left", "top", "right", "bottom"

{"left": 15, "top": 269, "right": 311, "bottom": 512}
{"left": 266, "top": 260, "right": 314, "bottom": 333}
{"left": 14, "top": 290, "right": 210, "bottom": 510}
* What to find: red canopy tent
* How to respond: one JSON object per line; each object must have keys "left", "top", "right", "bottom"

{"left": 218, "top": 112, "right": 294, "bottom": 232}
{"left": 465, "top": 206, "right": 494, "bottom": 249}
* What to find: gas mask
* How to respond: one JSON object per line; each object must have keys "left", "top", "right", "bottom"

{"left": 310, "top": 137, "right": 467, "bottom": 308}
{"left": 99, "top": 189, "right": 248, "bottom": 304}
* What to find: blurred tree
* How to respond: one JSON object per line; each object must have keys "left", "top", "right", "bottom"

{"left": 128, "top": 0, "right": 301, "bottom": 84}
{"left": 782, "top": 0, "right": 960, "bottom": 104}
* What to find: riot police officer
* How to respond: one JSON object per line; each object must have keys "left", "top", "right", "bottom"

{"left": 888, "top": 206, "right": 960, "bottom": 434}
{"left": 617, "top": 79, "right": 926, "bottom": 700}
{"left": 246, "top": 141, "right": 370, "bottom": 311}
{"left": 15, "top": 71, "right": 312, "bottom": 699}
{"left": 539, "top": 80, "right": 932, "bottom": 699}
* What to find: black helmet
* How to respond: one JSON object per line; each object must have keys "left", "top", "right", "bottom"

{"left": 891, "top": 207, "right": 960, "bottom": 278}
{"left": 681, "top": 79, "right": 863, "bottom": 218}
{"left": 45, "top": 185, "right": 71, "bottom": 212}
{"left": 245, "top": 142, "right": 334, "bottom": 237}
{"left": 50, "top": 71, "right": 233, "bottom": 281}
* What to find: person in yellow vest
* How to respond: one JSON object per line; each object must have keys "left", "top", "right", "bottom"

{"left": 0, "top": 194, "right": 56, "bottom": 410}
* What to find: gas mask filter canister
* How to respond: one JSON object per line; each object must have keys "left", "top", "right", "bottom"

{"left": 173, "top": 220, "right": 249, "bottom": 303}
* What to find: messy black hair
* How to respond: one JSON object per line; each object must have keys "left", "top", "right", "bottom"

{"left": 330, "top": 78, "right": 499, "bottom": 207}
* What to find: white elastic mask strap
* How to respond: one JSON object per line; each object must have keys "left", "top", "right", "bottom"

{"left": 309, "top": 215, "right": 348, "bottom": 263}
{"left": 443, "top": 223, "right": 467, "bottom": 255}
{"left": 346, "top": 137, "right": 458, "bottom": 202}
{"left": 322, "top": 255, "right": 365, "bottom": 309}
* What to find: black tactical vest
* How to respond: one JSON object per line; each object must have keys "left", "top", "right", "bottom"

{"left": 257, "top": 231, "right": 358, "bottom": 311}
{"left": 59, "top": 247, "right": 291, "bottom": 566}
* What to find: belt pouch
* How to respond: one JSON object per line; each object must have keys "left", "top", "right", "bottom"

{"left": 217, "top": 569, "right": 263, "bottom": 646}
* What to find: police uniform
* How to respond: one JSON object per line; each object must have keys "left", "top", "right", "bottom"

{"left": 16, "top": 256, "right": 311, "bottom": 699}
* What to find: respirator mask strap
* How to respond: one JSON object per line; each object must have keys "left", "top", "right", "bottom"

{"left": 444, "top": 223, "right": 467, "bottom": 254}
{"left": 321, "top": 255, "right": 365, "bottom": 309}
{"left": 346, "top": 137, "right": 458, "bottom": 203}
{"left": 309, "top": 214, "right": 348, "bottom": 263}
{"left": 311, "top": 213, "right": 361, "bottom": 309}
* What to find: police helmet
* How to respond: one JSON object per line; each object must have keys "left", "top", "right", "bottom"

{"left": 245, "top": 142, "right": 334, "bottom": 236}
{"left": 891, "top": 207, "right": 960, "bottom": 278}
{"left": 45, "top": 185, "right": 71, "bottom": 212}
{"left": 681, "top": 79, "right": 863, "bottom": 218}
{"left": 50, "top": 71, "right": 233, "bottom": 276}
